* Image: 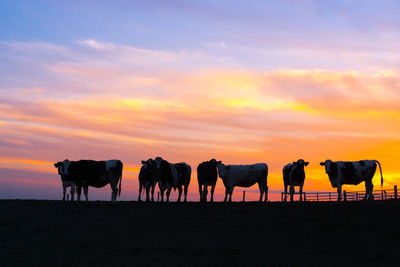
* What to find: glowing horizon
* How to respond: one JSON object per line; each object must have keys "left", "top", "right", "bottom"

{"left": 1, "top": 1, "right": 400, "bottom": 201}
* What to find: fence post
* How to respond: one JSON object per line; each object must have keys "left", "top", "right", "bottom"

{"left": 281, "top": 192, "right": 283, "bottom": 202}
{"left": 317, "top": 193, "right": 319, "bottom": 201}
{"left": 329, "top": 192, "right": 331, "bottom": 201}
{"left": 243, "top": 191, "right": 246, "bottom": 202}
{"left": 395, "top": 185, "right": 398, "bottom": 199}
{"left": 381, "top": 191, "right": 384, "bottom": 200}
{"left": 157, "top": 192, "right": 160, "bottom": 202}
{"left": 304, "top": 192, "right": 306, "bottom": 202}
{"left": 343, "top": 191, "right": 347, "bottom": 201}
{"left": 356, "top": 192, "right": 358, "bottom": 201}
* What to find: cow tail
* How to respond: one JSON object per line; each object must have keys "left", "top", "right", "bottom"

{"left": 118, "top": 161, "right": 123, "bottom": 197}
{"left": 374, "top": 160, "right": 383, "bottom": 187}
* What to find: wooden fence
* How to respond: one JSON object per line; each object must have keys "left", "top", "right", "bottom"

{"left": 280, "top": 185, "right": 398, "bottom": 202}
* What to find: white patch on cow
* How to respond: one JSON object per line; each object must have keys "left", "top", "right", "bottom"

{"left": 218, "top": 163, "right": 268, "bottom": 188}
{"left": 61, "top": 160, "right": 70, "bottom": 176}
{"left": 217, "top": 163, "right": 268, "bottom": 202}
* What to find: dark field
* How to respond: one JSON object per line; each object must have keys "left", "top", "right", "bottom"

{"left": 1, "top": 200, "right": 400, "bottom": 266}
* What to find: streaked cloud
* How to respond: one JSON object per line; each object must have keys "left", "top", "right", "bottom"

{"left": 1, "top": 0, "right": 400, "bottom": 200}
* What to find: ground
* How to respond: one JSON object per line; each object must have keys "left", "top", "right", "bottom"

{"left": 1, "top": 200, "right": 400, "bottom": 266}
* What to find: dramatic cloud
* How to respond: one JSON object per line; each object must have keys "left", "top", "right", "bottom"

{"left": 1, "top": 37, "right": 399, "bottom": 201}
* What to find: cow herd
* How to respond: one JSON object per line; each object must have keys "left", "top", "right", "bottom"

{"left": 54, "top": 158, "right": 384, "bottom": 203}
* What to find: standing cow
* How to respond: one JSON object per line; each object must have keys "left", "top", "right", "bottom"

{"left": 217, "top": 163, "right": 268, "bottom": 202}
{"left": 283, "top": 159, "right": 309, "bottom": 202}
{"left": 197, "top": 159, "right": 221, "bottom": 202}
{"left": 320, "top": 159, "right": 383, "bottom": 201}
{"left": 138, "top": 159, "right": 157, "bottom": 202}
{"left": 54, "top": 159, "right": 123, "bottom": 202}
{"left": 154, "top": 157, "right": 191, "bottom": 202}
{"left": 54, "top": 160, "right": 76, "bottom": 201}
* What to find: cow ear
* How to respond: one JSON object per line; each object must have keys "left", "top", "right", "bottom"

{"left": 320, "top": 162, "right": 325, "bottom": 166}
{"left": 292, "top": 162, "right": 296, "bottom": 165}
{"left": 54, "top": 163, "right": 58, "bottom": 168}
{"left": 141, "top": 160, "right": 146, "bottom": 164}
{"left": 217, "top": 161, "right": 222, "bottom": 164}
{"left": 305, "top": 162, "right": 309, "bottom": 166}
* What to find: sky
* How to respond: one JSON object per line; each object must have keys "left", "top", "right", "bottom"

{"left": 0, "top": 0, "right": 400, "bottom": 201}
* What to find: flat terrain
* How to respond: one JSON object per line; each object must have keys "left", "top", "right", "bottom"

{"left": 1, "top": 200, "right": 400, "bottom": 266}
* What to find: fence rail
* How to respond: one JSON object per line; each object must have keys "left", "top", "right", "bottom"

{"left": 280, "top": 185, "right": 399, "bottom": 202}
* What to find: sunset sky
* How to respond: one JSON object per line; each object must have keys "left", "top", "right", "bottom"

{"left": 1, "top": 0, "right": 400, "bottom": 201}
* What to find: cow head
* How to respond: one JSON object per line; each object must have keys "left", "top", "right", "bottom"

{"left": 217, "top": 163, "right": 225, "bottom": 179}
{"left": 293, "top": 159, "right": 309, "bottom": 168}
{"left": 320, "top": 160, "right": 333, "bottom": 174}
{"left": 54, "top": 159, "right": 71, "bottom": 178}
{"left": 154, "top": 157, "right": 164, "bottom": 169}
{"left": 320, "top": 160, "right": 338, "bottom": 186}
{"left": 141, "top": 158, "right": 155, "bottom": 167}
{"left": 209, "top": 158, "right": 222, "bottom": 167}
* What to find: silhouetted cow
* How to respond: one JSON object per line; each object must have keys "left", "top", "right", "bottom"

{"left": 320, "top": 159, "right": 383, "bottom": 201}
{"left": 154, "top": 157, "right": 191, "bottom": 202}
{"left": 54, "top": 160, "right": 76, "bottom": 201}
{"left": 138, "top": 159, "right": 157, "bottom": 202}
{"left": 197, "top": 159, "right": 221, "bottom": 202}
{"left": 54, "top": 159, "right": 123, "bottom": 202}
{"left": 217, "top": 163, "right": 268, "bottom": 202}
{"left": 283, "top": 159, "right": 309, "bottom": 202}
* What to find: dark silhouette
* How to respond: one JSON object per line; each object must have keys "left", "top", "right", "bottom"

{"left": 320, "top": 159, "right": 383, "bottom": 201}
{"left": 154, "top": 157, "right": 191, "bottom": 202}
{"left": 138, "top": 159, "right": 157, "bottom": 202}
{"left": 283, "top": 159, "right": 309, "bottom": 202}
{"left": 282, "top": 159, "right": 309, "bottom": 202}
{"left": 217, "top": 163, "right": 268, "bottom": 202}
{"left": 197, "top": 159, "right": 221, "bottom": 202}
{"left": 54, "top": 159, "right": 123, "bottom": 202}
{"left": 54, "top": 160, "right": 76, "bottom": 201}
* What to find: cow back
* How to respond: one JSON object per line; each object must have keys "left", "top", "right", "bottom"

{"left": 222, "top": 163, "right": 268, "bottom": 187}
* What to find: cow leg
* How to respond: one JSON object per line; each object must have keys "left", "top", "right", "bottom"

{"left": 299, "top": 185, "right": 303, "bottom": 201}
{"left": 177, "top": 186, "right": 183, "bottom": 202}
{"left": 166, "top": 187, "right": 172, "bottom": 202}
{"left": 210, "top": 184, "right": 216, "bottom": 202}
{"left": 110, "top": 180, "right": 118, "bottom": 202}
{"left": 184, "top": 185, "right": 188, "bottom": 202}
{"left": 138, "top": 183, "right": 142, "bottom": 201}
{"left": 160, "top": 189, "right": 165, "bottom": 202}
{"left": 145, "top": 186, "right": 150, "bottom": 202}
{"left": 290, "top": 185, "right": 295, "bottom": 202}
{"left": 83, "top": 186, "right": 89, "bottom": 201}
{"left": 203, "top": 185, "right": 208, "bottom": 202}
{"left": 198, "top": 183, "right": 203, "bottom": 202}
{"left": 258, "top": 182, "right": 264, "bottom": 202}
{"left": 151, "top": 185, "right": 155, "bottom": 202}
{"left": 224, "top": 187, "right": 228, "bottom": 202}
{"left": 228, "top": 186, "right": 234, "bottom": 202}
{"left": 366, "top": 181, "right": 374, "bottom": 200}
{"left": 265, "top": 185, "right": 268, "bottom": 202}
{"left": 284, "top": 184, "right": 288, "bottom": 202}
{"left": 77, "top": 186, "right": 82, "bottom": 201}
{"left": 62, "top": 185, "right": 66, "bottom": 201}
{"left": 337, "top": 185, "right": 342, "bottom": 201}
{"left": 70, "top": 185, "right": 75, "bottom": 201}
